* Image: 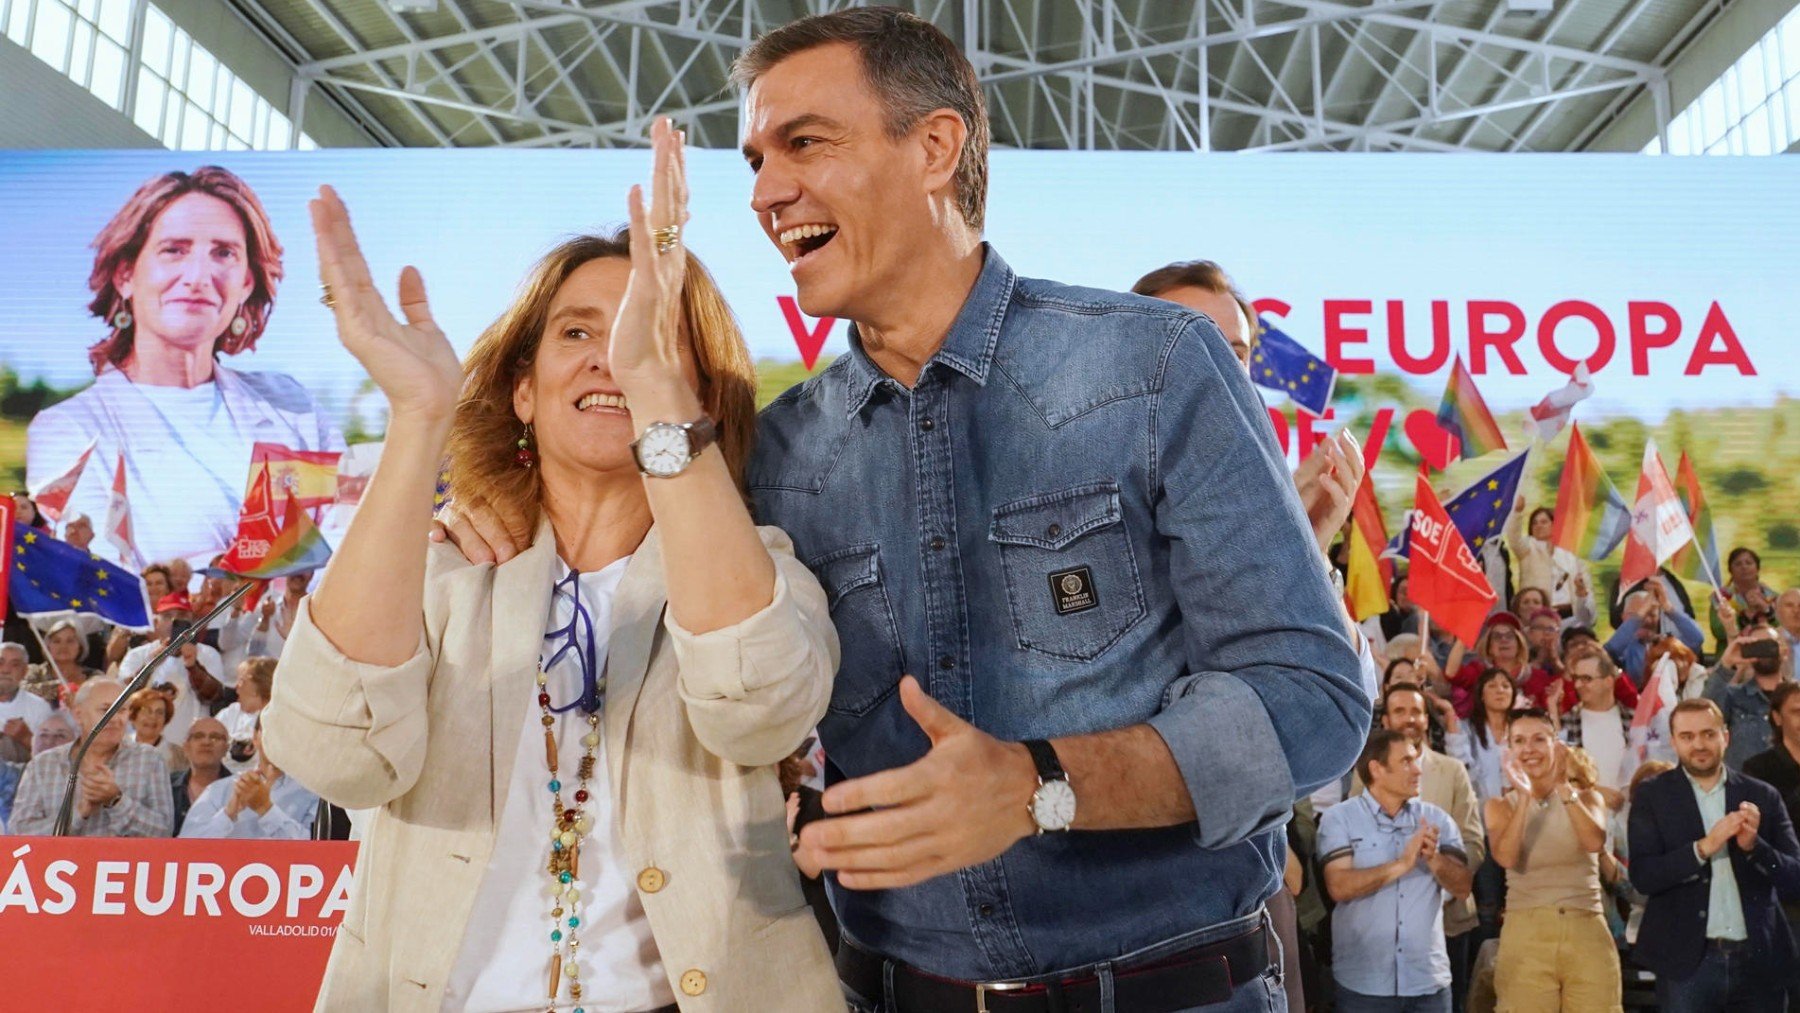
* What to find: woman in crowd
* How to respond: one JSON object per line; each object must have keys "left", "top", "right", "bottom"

{"left": 26, "top": 166, "right": 344, "bottom": 572}
{"left": 126, "top": 685, "right": 186, "bottom": 775}
{"left": 171, "top": 715, "right": 230, "bottom": 835}
{"left": 1467, "top": 667, "right": 1520, "bottom": 952}
{"left": 264, "top": 120, "right": 841, "bottom": 1011}
{"left": 1629, "top": 636, "right": 1709, "bottom": 766}
{"left": 1448, "top": 611, "right": 1542, "bottom": 718}
{"left": 1505, "top": 501, "right": 1595, "bottom": 623}
{"left": 21, "top": 618, "right": 104, "bottom": 708}
{"left": 216, "top": 656, "right": 273, "bottom": 772}
{"left": 1711, "top": 546, "right": 1779, "bottom": 643}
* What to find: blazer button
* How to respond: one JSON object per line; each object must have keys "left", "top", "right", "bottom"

{"left": 637, "top": 867, "right": 666, "bottom": 894}
{"left": 680, "top": 969, "right": 708, "bottom": 996}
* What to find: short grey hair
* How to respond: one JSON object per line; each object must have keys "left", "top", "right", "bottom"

{"left": 0, "top": 642, "right": 26, "bottom": 663}
{"left": 73, "top": 676, "right": 125, "bottom": 711}
{"left": 731, "top": 7, "right": 990, "bottom": 232}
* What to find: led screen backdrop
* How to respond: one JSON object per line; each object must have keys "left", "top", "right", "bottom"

{"left": 0, "top": 150, "right": 1794, "bottom": 597}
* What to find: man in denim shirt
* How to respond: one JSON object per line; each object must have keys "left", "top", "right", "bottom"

{"left": 736, "top": 9, "right": 1370, "bottom": 1011}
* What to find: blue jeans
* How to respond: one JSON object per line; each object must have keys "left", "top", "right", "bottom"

{"left": 843, "top": 910, "right": 1286, "bottom": 1012}
{"left": 1653, "top": 941, "right": 1786, "bottom": 1013}
{"left": 1335, "top": 985, "right": 1452, "bottom": 1013}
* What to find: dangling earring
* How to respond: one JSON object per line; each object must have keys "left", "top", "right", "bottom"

{"left": 111, "top": 307, "right": 133, "bottom": 330}
{"left": 229, "top": 313, "right": 249, "bottom": 337}
{"left": 515, "top": 423, "right": 536, "bottom": 468}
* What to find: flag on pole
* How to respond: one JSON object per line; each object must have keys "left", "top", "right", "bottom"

{"left": 249, "top": 442, "right": 342, "bottom": 510}
{"left": 1436, "top": 356, "right": 1508, "bottom": 462}
{"left": 29, "top": 438, "right": 96, "bottom": 523}
{"left": 1248, "top": 318, "right": 1337, "bottom": 417}
{"left": 215, "top": 464, "right": 332, "bottom": 579}
{"left": 1407, "top": 471, "right": 1498, "bottom": 647}
{"left": 9, "top": 523, "right": 152, "bottom": 630}
{"left": 1619, "top": 439, "right": 1695, "bottom": 588}
{"left": 1343, "top": 473, "right": 1392, "bottom": 621}
{"left": 1551, "top": 424, "right": 1632, "bottom": 561}
{"left": 1523, "top": 363, "right": 1593, "bottom": 442}
{"left": 102, "top": 452, "right": 143, "bottom": 570}
{"left": 1382, "top": 450, "right": 1530, "bottom": 561}
{"left": 1669, "top": 451, "right": 1722, "bottom": 589}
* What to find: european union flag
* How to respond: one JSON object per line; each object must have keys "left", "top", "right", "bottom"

{"left": 9, "top": 523, "right": 151, "bottom": 630}
{"left": 1249, "top": 318, "right": 1337, "bottom": 417}
{"left": 1385, "top": 451, "right": 1532, "bottom": 560}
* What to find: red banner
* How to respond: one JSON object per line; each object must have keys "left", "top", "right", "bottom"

{"left": 0, "top": 837, "right": 354, "bottom": 1010}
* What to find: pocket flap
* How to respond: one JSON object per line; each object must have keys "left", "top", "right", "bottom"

{"left": 989, "top": 482, "right": 1123, "bottom": 550}
{"left": 807, "top": 543, "right": 882, "bottom": 607}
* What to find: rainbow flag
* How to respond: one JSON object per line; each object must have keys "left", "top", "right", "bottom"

{"left": 1343, "top": 473, "right": 1392, "bottom": 621}
{"left": 216, "top": 465, "right": 333, "bottom": 579}
{"left": 1551, "top": 423, "right": 1631, "bottom": 561}
{"left": 1435, "top": 357, "right": 1508, "bottom": 462}
{"left": 1670, "top": 451, "right": 1722, "bottom": 588}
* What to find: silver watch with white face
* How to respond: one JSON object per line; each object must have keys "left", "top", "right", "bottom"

{"left": 1023, "top": 739, "right": 1076, "bottom": 833}
{"left": 630, "top": 416, "right": 718, "bottom": 479}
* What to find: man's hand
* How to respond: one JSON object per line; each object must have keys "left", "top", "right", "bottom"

{"left": 1544, "top": 676, "right": 1568, "bottom": 720}
{"left": 795, "top": 676, "right": 1039, "bottom": 891}
{"left": 3, "top": 717, "right": 31, "bottom": 749}
{"left": 77, "top": 763, "right": 121, "bottom": 818}
{"left": 187, "top": 659, "right": 221, "bottom": 700}
{"left": 1574, "top": 572, "right": 1589, "bottom": 598}
{"left": 1702, "top": 811, "right": 1746, "bottom": 859}
{"left": 431, "top": 497, "right": 528, "bottom": 566}
{"left": 1293, "top": 430, "right": 1364, "bottom": 553}
{"left": 1733, "top": 801, "right": 1761, "bottom": 852}
{"left": 224, "top": 774, "right": 255, "bottom": 820}
{"left": 1428, "top": 693, "right": 1460, "bottom": 733}
{"left": 1399, "top": 825, "right": 1431, "bottom": 869}
{"left": 240, "top": 771, "right": 274, "bottom": 817}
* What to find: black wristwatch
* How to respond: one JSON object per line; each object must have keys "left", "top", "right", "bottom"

{"left": 1022, "top": 739, "right": 1076, "bottom": 833}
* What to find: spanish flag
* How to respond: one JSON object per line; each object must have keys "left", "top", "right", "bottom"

{"left": 1343, "top": 473, "right": 1392, "bottom": 621}
{"left": 248, "top": 442, "right": 341, "bottom": 510}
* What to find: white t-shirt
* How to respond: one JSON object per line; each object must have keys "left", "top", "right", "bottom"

{"left": 118, "top": 640, "right": 226, "bottom": 746}
{"left": 442, "top": 556, "right": 673, "bottom": 1013}
{"left": 0, "top": 687, "right": 53, "bottom": 733}
{"left": 1579, "top": 707, "right": 1631, "bottom": 791}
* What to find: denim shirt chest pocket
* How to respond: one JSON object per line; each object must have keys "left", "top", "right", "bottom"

{"left": 806, "top": 543, "right": 904, "bottom": 716}
{"left": 987, "top": 481, "right": 1146, "bottom": 661}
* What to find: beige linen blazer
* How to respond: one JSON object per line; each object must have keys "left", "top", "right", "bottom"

{"left": 262, "top": 520, "right": 844, "bottom": 1012}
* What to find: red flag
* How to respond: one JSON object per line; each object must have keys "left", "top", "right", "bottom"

{"left": 103, "top": 453, "right": 143, "bottom": 569}
{"left": 219, "top": 464, "right": 278, "bottom": 575}
{"left": 1408, "top": 472, "right": 1497, "bottom": 647}
{"left": 30, "top": 438, "right": 96, "bottom": 523}
{"left": 1619, "top": 439, "right": 1695, "bottom": 588}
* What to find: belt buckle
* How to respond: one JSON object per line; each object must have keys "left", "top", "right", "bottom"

{"left": 974, "top": 980, "right": 1028, "bottom": 1013}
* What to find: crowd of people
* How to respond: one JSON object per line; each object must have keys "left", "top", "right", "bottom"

{"left": 2, "top": 6, "right": 1797, "bottom": 1013}
{"left": 0, "top": 542, "right": 328, "bottom": 841}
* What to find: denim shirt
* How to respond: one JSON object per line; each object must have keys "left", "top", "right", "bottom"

{"left": 750, "top": 246, "right": 1371, "bottom": 980}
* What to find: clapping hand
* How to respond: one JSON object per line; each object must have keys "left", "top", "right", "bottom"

{"left": 310, "top": 186, "right": 463, "bottom": 423}
{"left": 609, "top": 117, "right": 693, "bottom": 397}
{"left": 1734, "top": 801, "right": 1761, "bottom": 851}
{"left": 1501, "top": 749, "right": 1534, "bottom": 798}
{"left": 1294, "top": 430, "right": 1364, "bottom": 553}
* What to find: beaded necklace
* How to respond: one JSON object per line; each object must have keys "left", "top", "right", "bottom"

{"left": 538, "top": 566, "right": 608, "bottom": 1012}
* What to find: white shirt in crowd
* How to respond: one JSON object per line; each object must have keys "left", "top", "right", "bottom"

{"left": 1578, "top": 707, "right": 1632, "bottom": 792}
{"left": 118, "top": 640, "right": 225, "bottom": 746}
{"left": 0, "top": 687, "right": 53, "bottom": 733}
{"left": 215, "top": 701, "right": 262, "bottom": 774}
{"left": 215, "top": 611, "right": 285, "bottom": 687}
{"left": 441, "top": 555, "right": 674, "bottom": 1013}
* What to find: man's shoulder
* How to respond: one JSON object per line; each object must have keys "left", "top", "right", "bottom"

{"left": 998, "top": 274, "right": 1218, "bottom": 368}
{"left": 1729, "top": 767, "right": 1785, "bottom": 802}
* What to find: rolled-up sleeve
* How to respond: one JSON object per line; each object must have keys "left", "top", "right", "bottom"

{"left": 260, "top": 597, "right": 433, "bottom": 810}
{"left": 666, "top": 526, "right": 838, "bottom": 767}
{"left": 1146, "top": 317, "right": 1372, "bottom": 849}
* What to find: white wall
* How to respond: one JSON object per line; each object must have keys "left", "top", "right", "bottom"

{"left": 0, "top": 34, "right": 160, "bottom": 147}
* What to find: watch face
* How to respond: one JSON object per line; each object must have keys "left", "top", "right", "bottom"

{"left": 638, "top": 425, "right": 691, "bottom": 477}
{"left": 1031, "top": 779, "right": 1077, "bottom": 832}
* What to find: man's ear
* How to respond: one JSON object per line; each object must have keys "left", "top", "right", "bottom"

{"left": 915, "top": 108, "right": 969, "bottom": 204}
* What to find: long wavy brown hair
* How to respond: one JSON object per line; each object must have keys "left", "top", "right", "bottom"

{"left": 86, "top": 166, "right": 284, "bottom": 374}
{"left": 446, "top": 231, "right": 757, "bottom": 547}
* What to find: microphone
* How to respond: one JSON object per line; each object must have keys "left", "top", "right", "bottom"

{"left": 52, "top": 579, "right": 258, "bottom": 836}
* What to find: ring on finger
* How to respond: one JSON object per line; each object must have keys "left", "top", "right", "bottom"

{"left": 319, "top": 283, "right": 335, "bottom": 308}
{"left": 651, "top": 224, "right": 681, "bottom": 255}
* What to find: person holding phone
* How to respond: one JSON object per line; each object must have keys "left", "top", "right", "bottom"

{"left": 1706, "top": 624, "right": 1794, "bottom": 769}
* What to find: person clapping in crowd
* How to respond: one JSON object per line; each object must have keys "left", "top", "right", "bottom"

{"left": 1629, "top": 698, "right": 1800, "bottom": 1012}
{"left": 1706, "top": 623, "right": 1794, "bottom": 770}
{"left": 1607, "top": 581, "right": 1705, "bottom": 687}
{"left": 0, "top": 642, "right": 50, "bottom": 763}
{"left": 215, "top": 656, "right": 274, "bottom": 772}
{"left": 1557, "top": 647, "right": 1637, "bottom": 811}
{"left": 170, "top": 715, "right": 230, "bottom": 835}
{"left": 1448, "top": 612, "right": 1541, "bottom": 719}
{"left": 1485, "top": 708, "right": 1619, "bottom": 1011}
{"left": 9, "top": 677, "right": 172, "bottom": 837}
{"left": 179, "top": 717, "right": 317, "bottom": 840}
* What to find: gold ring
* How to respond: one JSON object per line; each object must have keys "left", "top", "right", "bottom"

{"left": 319, "top": 284, "right": 335, "bottom": 308}
{"left": 651, "top": 224, "right": 681, "bottom": 254}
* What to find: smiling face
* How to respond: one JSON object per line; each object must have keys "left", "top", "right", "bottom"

{"left": 1529, "top": 509, "right": 1553, "bottom": 540}
{"left": 116, "top": 193, "right": 253, "bottom": 365}
{"left": 512, "top": 257, "right": 701, "bottom": 479}
{"left": 1507, "top": 715, "right": 1558, "bottom": 776}
{"left": 743, "top": 43, "right": 954, "bottom": 322}
{"left": 1485, "top": 626, "right": 1523, "bottom": 666}
{"left": 131, "top": 695, "right": 167, "bottom": 744}
{"left": 1382, "top": 688, "right": 1431, "bottom": 746}
{"left": 1570, "top": 655, "right": 1614, "bottom": 710}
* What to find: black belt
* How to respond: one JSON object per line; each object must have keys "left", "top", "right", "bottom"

{"left": 836, "top": 922, "right": 1272, "bottom": 1013}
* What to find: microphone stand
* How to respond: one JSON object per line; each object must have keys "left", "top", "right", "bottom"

{"left": 52, "top": 579, "right": 258, "bottom": 836}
